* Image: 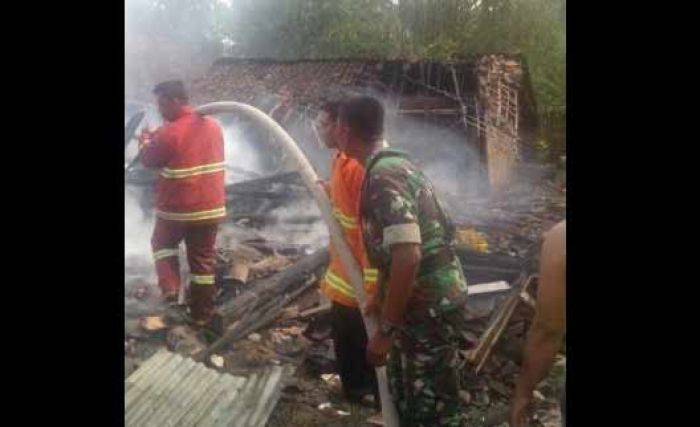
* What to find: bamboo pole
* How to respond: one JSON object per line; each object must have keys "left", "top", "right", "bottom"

{"left": 194, "top": 101, "right": 400, "bottom": 427}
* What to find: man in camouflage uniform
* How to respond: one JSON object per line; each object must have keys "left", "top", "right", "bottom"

{"left": 337, "top": 96, "right": 469, "bottom": 426}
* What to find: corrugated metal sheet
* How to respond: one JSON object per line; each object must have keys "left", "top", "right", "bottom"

{"left": 125, "top": 349, "right": 285, "bottom": 427}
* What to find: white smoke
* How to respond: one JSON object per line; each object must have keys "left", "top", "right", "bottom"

{"left": 260, "top": 200, "right": 329, "bottom": 250}
{"left": 125, "top": 0, "right": 221, "bottom": 102}
{"left": 384, "top": 105, "right": 484, "bottom": 208}
{"left": 125, "top": 187, "right": 155, "bottom": 277}
{"left": 220, "top": 119, "right": 266, "bottom": 184}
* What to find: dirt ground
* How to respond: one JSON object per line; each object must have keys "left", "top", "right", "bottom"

{"left": 266, "top": 354, "right": 564, "bottom": 427}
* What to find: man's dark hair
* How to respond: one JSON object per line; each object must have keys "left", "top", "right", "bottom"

{"left": 319, "top": 100, "right": 342, "bottom": 122}
{"left": 153, "top": 80, "right": 189, "bottom": 102}
{"left": 339, "top": 96, "right": 384, "bottom": 143}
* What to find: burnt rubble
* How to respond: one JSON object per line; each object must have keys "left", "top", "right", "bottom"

{"left": 124, "top": 62, "right": 564, "bottom": 422}
{"left": 125, "top": 168, "right": 564, "bottom": 426}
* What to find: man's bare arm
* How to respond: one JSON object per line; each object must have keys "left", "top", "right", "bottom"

{"left": 382, "top": 243, "right": 422, "bottom": 326}
{"left": 512, "top": 222, "right": 566, "bottom": 425}
{"left": 366, "top": 242, "right": 421, "bottom": 366}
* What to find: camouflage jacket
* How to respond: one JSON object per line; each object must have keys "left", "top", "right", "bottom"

{"left": 360, "top": 149, "right": 468, "bottom": 316}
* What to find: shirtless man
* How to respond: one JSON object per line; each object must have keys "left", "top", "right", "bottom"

{"left": 511, "top": 221, "right": 566, "bottom": 426}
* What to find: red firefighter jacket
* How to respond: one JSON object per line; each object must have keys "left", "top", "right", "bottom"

{"left": 141, "top": 106, "right": 226, "bottom": 223}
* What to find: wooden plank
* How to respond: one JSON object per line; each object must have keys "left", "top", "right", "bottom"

{"left": 215, "top": 247, "right": 329, "bottom": 329}
{"left": 470, "top": 274, "right": 536, "bottom": 374}
{"left": 202, "top": 275, "right": 318, "bottom": 364}
{"left": 296, "top": 302, "right": 332, "bottom": 319}
{"left": 468, "top": 281, "right": 511, "bottom": 295}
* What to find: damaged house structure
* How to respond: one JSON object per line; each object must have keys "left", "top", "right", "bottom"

{"left": 188, "top": 54, "right": 539, "bottom": 194}
{"left": 124, "top": 55, "right": 564, "bottom": 427}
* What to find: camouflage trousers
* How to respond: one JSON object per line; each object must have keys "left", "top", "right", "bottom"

{"left": 387, "top": 309, "right": 468, "bottom": 427}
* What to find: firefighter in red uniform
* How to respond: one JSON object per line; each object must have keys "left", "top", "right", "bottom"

{"left": 138, "top": 80, "right": 226, "bottom": 326}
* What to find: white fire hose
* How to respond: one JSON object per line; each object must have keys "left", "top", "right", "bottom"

{"left": 196, "top": 102, "right": 400, "bottom": 427}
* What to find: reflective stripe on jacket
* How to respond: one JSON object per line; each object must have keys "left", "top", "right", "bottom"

{"left": 141, "top": 106, "right": 226, "bottom": 223}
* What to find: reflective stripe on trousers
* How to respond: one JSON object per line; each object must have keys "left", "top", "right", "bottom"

{"left": 156, "top": 207, "right": 226, "bottom": 222}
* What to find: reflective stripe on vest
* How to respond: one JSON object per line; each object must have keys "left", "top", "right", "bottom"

{"left": 161, "top": 162, "right": 225, "bottom": 179}
{"left": 324, "top": 270, "right": 355, "bottom": 298}
{"left": 324, "top": 268, "right": 379, "bottom": 299}
{"left": 153, "top": 248, "right": 179, "bottom": 261}
{"left": 333, "top": 208, "right": 358, "bottom": 230}
{"left": 191, "top": 274, "right": 215, "bottom": 285}
{"left": 364, "top": 268, "right": 378, "bottom": 284}
{"left": 156, "top": 207, "right": 227, "bottom": 221}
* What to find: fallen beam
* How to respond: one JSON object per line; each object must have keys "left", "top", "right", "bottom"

{"left": 295, "top": 302, "right": 332, "bottom": 319}
{"left": 467, "top": 273, "right": 536, "bottom": 374}
{"left": 197, "top": 275, "right": 318, "bottom": 363}
{"left": 213, "top": 247, "right": 329, "bottom": 334}
{"left": 467, "top": 281, "right": 510, "bottom": 295}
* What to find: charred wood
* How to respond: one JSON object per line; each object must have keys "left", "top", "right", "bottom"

{"left": 213, "top": 248, "right": 329, "bottom": 333}
{"left": 199, "top": 275, "right": 319, "bottom": 363}
{"left": 468, "top": 274, "right": 536, "bottom": 373}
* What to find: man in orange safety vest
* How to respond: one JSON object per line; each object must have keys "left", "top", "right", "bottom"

{"left": 314, "top": 100, "right": 379, "bottom": 406}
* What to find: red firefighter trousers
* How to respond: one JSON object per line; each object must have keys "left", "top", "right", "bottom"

{"left": 151, "top": 218, "right": 219, "bottom": 321}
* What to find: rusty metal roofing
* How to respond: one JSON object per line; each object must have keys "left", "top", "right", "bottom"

{"left": 125, "top": 349, "right": 285, "bottom": 427}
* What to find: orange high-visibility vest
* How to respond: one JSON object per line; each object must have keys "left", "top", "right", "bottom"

{"left": 321, "top": 152, "right": 378, "bottom": 307}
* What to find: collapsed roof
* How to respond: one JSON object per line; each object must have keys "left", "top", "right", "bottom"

{"left": 188, "top": 55, "right": 539, "bottom": 192}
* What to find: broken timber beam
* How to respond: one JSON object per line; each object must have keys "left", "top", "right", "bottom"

{"left": 468, "top": 281, "right": 510, "bottom": 295}
{"left": 199, "top": 275, "right": 319, "bottom": 363}
{"left": 468, "top": 273, "right": 536, "bottom": 374}
{"left": 213, "top": 247, "right": 329, "bottom": 333}
{"left": 295, "top": 302, "right": 332, "bottom": 319}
